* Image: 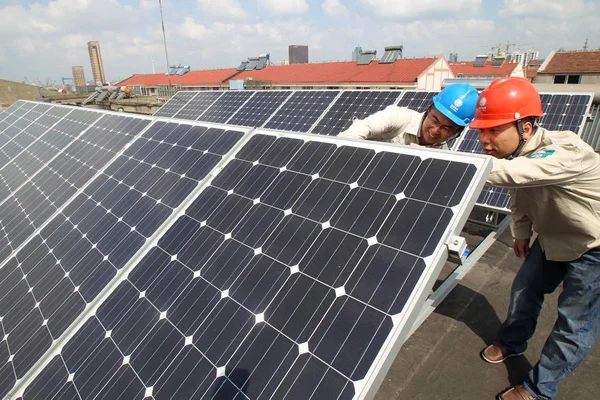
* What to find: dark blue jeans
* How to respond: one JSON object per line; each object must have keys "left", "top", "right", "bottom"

{"left": 497, "top": 239, "right": 600, "bottom": 399}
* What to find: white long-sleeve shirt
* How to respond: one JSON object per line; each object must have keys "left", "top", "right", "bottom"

{"left": 339, "top": 105, "right": 448, "bottom": 150}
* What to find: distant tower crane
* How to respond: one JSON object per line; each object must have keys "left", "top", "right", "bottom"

{"left": 485, "top": 41, "right": 535, "bottom": 56}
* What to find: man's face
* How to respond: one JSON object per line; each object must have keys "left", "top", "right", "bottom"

{"left": 477, "top": 122, "right": 522, "bottom": 159}
{"left": 420, "top": 107, "right": 461, "bottom": 145}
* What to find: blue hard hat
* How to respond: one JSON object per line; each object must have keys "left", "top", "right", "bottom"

{"left": 432, "top": 83, "right": 479, "bottom": 126}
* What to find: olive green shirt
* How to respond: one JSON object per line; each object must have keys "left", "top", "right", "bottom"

{"left": 487, "top": 127, "right": 600, "bottom": 261}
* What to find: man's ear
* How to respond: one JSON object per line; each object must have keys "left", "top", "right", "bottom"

{"left": 522, "top": 120, "right": 534, "bottom": 140}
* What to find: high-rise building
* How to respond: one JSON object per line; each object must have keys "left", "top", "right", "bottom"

{"left": 289, "top": 45, "right": 308, "bottom": 64}
{"left": 449, "top": 53, "right": 458, "bottom": 62}
{"left": 87, "top": 41, "right": 106, "bottom": 84}
{"left": 72, "top": 66, "right": 86, "bottom": 88}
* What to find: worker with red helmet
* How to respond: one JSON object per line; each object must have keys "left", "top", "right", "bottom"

{"left": 340, "top": 83, "right": 479, "bottom": 148}
{"left": 471, "top": 77, "right": 600, "bottom": 400}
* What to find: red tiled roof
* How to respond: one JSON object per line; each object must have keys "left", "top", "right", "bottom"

{"left": 117, "top": 58, "right": 439, "bottom": 87}
{"left": 449, "top": 61, "right": 519, "bottom": 77}
{"left": 539, "top": 50, "right": 600, "bottom": 74}
{"left": 235, "top": 58, "right": 438, "bottom": 84}
{"left": 117, "top": 68, "right": 238, "bottom": 86}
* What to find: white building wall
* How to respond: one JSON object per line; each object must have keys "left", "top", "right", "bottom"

{"left": 416, "top": 57, "right": 453, "bottom": 91}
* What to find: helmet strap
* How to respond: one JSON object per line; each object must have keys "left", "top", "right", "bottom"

{"left": 507, "top": 119, "right": 528, "bottom": 160}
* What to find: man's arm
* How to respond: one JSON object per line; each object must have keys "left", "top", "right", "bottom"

{"left": 487, "top": 142, "right": 584, "bottom": 188}
{"left": 339, "top": 105, "right": 412, "bottom": 140}
{"left": 509, "top": 190, "right": 533, "bottom": 257}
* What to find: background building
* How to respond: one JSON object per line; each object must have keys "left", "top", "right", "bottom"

{"left": 88, "top": 41, "right": 106, "bottom": 84}
{"left": 288, "top": 45, "right": 308, "bottom": 64}
{"left": 72, "top": 66, "right": 86, "bottom": 88}
{"left": 511, "top": 48, "right": 540, "bottom": 68}
{"left": 449, "top": 53, "right": 458, "bottom": 62}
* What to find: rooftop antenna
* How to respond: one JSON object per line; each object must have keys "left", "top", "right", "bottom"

{"left": 158, "top": 0, "right": 172, "bottom": 92}
{"left": 583, "top": 37, "right": 588, "bottom": 51}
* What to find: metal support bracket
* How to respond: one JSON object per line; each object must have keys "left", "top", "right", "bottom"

{"left": 408, "top": 215, "right": 512, "bottom": 337}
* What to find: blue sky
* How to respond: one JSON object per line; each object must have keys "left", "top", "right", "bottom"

{"left": 0, "top": 0, "right": 598, "bottom": 85}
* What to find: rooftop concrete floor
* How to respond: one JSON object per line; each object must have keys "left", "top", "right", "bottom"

{"left": 376, "top": 219, "right": 600, "bottom": 400}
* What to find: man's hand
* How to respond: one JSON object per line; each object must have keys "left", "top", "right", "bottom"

{"left": 513, "top": 238, "right": 530, "bottom": 258}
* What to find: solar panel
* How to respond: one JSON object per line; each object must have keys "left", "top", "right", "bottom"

{"left": 311, "top": 91, "right": 403, "bottom": 136}
{"left": 256, "top": 57, "right": 269, "bottom": 70}
{"left": 1, "top": 101, "right": 28, "bottom": 116}
{"left": 237, "top": 61, "right": 249, "bottom": 71}
{"left": 474, "top": 57, "right": 487, "bottom": 67}
{"left": 227, "top": 91, "right": 292, "bottom": 127}
{"left": 264, "top": 90, "right": 340, "bottom": 133}
{"left": 245, "top": 58, "right": 259, "bottom": 70}
{"left": 0, "top": 120, "right": 246, "bottom": 397}
{"left": 197, "top": 91, "right": 255, "bottom": 124}
{"left": 15, "top": 131, "right": 490, "bottom": 400}
{"left": 82, "top": 91, "right": 98, "bottom": 105}
{"left": 491, "top": 58, "right": 505, "bottom": 67}
{"left": 172, "top": 92, "right": 223, "bottom": 121}
{"left": 0, "top": 105, "right": 72, "bottom": 198}
{"left": 0, "top": 110, "right": 151, "bottom": 260}
{"left": 396, "top": 90, "right": 437, "bottom": 113}
{"left": 455, "top": 92, "right": 594, "bottom": 212}
{"left": 539, "top": 93, "right": 593, "bottom": 134}
{"left": 154, "top": 92, "right": 198, "bottom": 118}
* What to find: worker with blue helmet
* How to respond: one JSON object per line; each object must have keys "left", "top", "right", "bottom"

{"left": 340, "top": 83, "right": 479, "bottom": 148}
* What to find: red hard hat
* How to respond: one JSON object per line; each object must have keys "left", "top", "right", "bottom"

{"left": 469, "top": 77, "right": 544, "bottom": 129}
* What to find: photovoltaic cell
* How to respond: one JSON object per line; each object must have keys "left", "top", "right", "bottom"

{"left": 0, "top": 107, "right": 77, "bottom": 200}
{"left": 154, "top": 92, "right": 198, "bottom": 118}
{"left": 197, "top": 91, "right": 255, "bottom": 124}
{"left": 172, "top": 92, "right": 223, "bottom": 121}
{"left": 20, "top": 132, "right": 488, "bottom": 400}
{"left": 0, "top": 120, "right": 244, "bottom": 397}
{"left": 311, "top": 91, "right": 403, "bottom": 136}
{"left": 0, "top": 103, "right": 55, "bottom": 158}
{"left": 264, "top": 91, "right": 340, "bottom": 132}
{"left": 538, "top": 93, "right": 593, "bottom": 134}
{"left": 227, "top": 91, "right": 292, "bottom": 127}
{"left": 0, "top": 111, "right": 150, "bottom": 262}
{"left": 396, "top": 90, "right": 437, "bottom": 112}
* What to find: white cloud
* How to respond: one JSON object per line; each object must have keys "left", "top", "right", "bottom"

{"left": 178, "top": 17, "right": 211, "bottom": 40}
{"left": 0, "top": 6, "right": 57, "bottom": 34}
{"left": 499, "top": 0, "right": 596, "bottom": 19}
{"left": 322, "top": 0, "right": 349, "bottom": 17}
{"left": 359, "top": 0, "right": 482, "bottom": 20}
{"left": 197, "top": 0, "right": 247, "bottom": 21}
{"left": 140, "top": 0, "right": 157, "bottom": 9}
{"left": 258, "top": 0, "right": 309, "bottom": 17}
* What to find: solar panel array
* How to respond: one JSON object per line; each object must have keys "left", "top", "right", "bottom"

{"left": 0, "top": 104, "right": 249, "bottom": 398}
{"left": 264, "top": 91, "right": 340, "bottom": 133}
{"left": 0, "top": 85, "right": 593, "bottom": 398}
{"left": 311, "top": 91, "right": 403, "bottom": 136}
{"left": 153, "top": 92, "right": 199, "bottom": 118}
{"left": 14, "top": 130, "right": 489, "bottom": 400}
{"left": 172, "top": 92, "right": 223, "bottom": 121}
{"left": 152, "top": 88, "right": 591, "bottom": 214}
{"left": 0, "top": 99, "right": 493, "bottom": 400}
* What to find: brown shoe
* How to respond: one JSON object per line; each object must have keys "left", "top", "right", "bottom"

{"left": 497, "top": 385, "right": 536, "bottom": 400}
{"left": 481, "top": 341, "right": 524, "bottom": 364}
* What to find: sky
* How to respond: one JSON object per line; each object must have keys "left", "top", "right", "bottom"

{"left": 0, "top": 0, "right": 599, "bottom": 85}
